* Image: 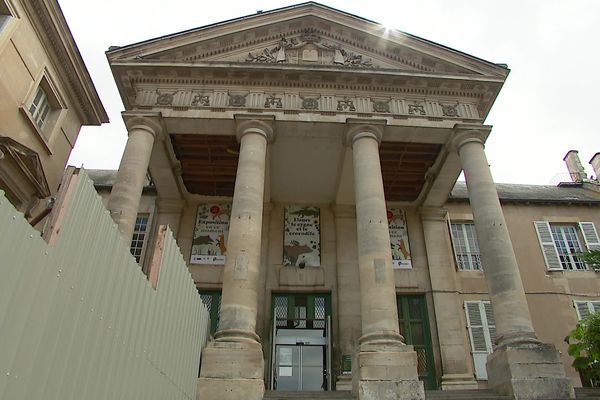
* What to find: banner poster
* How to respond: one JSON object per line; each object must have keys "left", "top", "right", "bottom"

{"left": 190, "top": 203, "right": 231, "bottom": 265}
{"left": 387, "top": 208, "right": 412, "bottom": 269}
{"left": 283, "top": 205, "right": 321, "bottom": 267}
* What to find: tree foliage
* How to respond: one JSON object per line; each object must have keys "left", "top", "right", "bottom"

{"left": 582, "top": 250, "right": 600, "bottom": 270}
{"left": 565, "top": 311, "right": 600, "bottom": 387}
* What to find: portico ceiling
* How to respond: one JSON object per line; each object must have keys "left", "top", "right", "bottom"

{"left": 169, "top": 132, "right": 441, "bottom": 202}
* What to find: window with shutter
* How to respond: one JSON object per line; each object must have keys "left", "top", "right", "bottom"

{"left": 574, "top": 300, "right": 600, "bottom": 320}
{"left": 534, "top": 222, "right": 598, "bottom": 271}
{"left": 465, "top": 301, "right": 496, "bottom": 380}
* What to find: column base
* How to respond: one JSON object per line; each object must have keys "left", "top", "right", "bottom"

{"left": 353, "top": 342, "right": 425, "bottom": 400}
{"left": 487, "top": 342, "right": 574, "bottom": 400}
{"left": 440, "top": 373, "right": 478, "bottom": 390}
{"left": 197, "top": 340, "right": 264, "bottom": 400}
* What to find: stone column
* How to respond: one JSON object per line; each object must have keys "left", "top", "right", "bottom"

{"left": 197, "top": 116, "right": 274, "bottom": 400}
{"left": 347, "top": 121, "right": 424, "bottom": 400}
{"left": 420, "top": 208, "right": 477, "bottom": 390}
{"left": 107, "top": 113, "right": 160, "bottom": 244}
{"left": 453, "top": 125, "right": 573, "bottom": 399}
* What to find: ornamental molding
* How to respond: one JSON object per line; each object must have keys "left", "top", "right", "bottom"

{"left": 133, "top": 87, "right": 479, "bottom": 120}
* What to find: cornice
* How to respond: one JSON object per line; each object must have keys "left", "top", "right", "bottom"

{"left": 22, "top": 0, "right": 108, "bottom": 125}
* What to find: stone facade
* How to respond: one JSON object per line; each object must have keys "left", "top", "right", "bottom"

{"left": 0, "top": 0, "right": 107, "bottom": 220}
{"left": 101, "top": 3, "right": 600, "bottom": 399}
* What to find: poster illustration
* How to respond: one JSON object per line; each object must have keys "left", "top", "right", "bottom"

{"left": 387, "top": 208, "right": 412, "bottom": 269}
{"left": 283, "top": 206, "right": 321, "bottom": 267}
{"left": 190, "top": 203, "right": 231, "bottom": 265}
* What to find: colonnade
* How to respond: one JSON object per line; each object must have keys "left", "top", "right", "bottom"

{"left": 107, "top": 114, "right": 573, "bottom": 400}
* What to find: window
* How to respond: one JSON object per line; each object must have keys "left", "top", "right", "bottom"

{"left": 575, "top": 300, "right": 600, "bottom": 320}
{"left": 0, "top": 1, "right": 13, "bottom": 32}
{"left": 20, "top": 72, "right": 66, "bottom": 148}
{"left": 464, "top": 301, "right": 496, "bottom": 380}
{"left": 198, "top": 290, "right": 221, "bottom": 335}
{"left": 450, "top": 222, "right": 482, "bottom": 270}
{"left": 130, "top": 214, "right": 149, "bottom": 263}
{"left": 534, "top": 222, "right": 600, "bottom": 271}
{"left": 28, "top": 86, "right": 51, "bottom": 129}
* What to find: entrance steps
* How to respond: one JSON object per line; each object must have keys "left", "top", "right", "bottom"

{"left": 264, "top": 387, "right": 600, "bottom": 400}
{"left": 264, "top": 391, "right": 353, "bottom": 400}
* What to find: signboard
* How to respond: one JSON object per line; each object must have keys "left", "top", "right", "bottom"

{"left": 190, "top": 203, "right": 231, "bottom": 265}
{"left": 387, "top": 208, "right": 412, "bottom": 269}
{"left": 283, "top": 206, "right": 321, "bottom": 267}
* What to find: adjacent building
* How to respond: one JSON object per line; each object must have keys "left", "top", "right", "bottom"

{"left": 0, "top": 0, "right": 107, "bottom": 219}
{"left": 99, "top": 2, "right": 600, "bottom": 400}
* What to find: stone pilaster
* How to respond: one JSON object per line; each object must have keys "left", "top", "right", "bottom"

{"left": 155, "top": 198, "right": 184, "bottom": 237}
{"left": 107, "top": 112, "right": 160, "bottom": 244}
{"left": 420, "top": 207, "right": 477, "bottom": 390}
{"left": 197, "top": 116, "right": 274, "bottom": 400}
{"left": 452, "top": 124, "right": 574, "bottom": 399}
{"left": 347, "top": 120, "right": 424, "bottom": 400}
{"left": 332, "top": 204, "right": 361, "bottom": 390}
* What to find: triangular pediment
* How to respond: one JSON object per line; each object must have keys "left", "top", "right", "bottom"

{"left": 108, "top": 3, "right": 508, "bottom": 79}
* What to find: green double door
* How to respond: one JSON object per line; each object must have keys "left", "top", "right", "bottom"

{"left": 397, "top": 295, "right": 436, "bottom": 390}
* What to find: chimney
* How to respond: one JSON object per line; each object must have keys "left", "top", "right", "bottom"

{"left": 563, "top": 150, "right": 587, "bottom": 182}
{"left": 590, "top": 152, "right": 600, "bottom": 180}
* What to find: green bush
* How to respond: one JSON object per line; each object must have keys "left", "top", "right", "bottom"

{"left": 565, "top": 311, "right": 600, "bottom": 387}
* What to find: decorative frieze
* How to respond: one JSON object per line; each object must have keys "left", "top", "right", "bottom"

{"left": 228, "top": 93, "right": 247, "bottom": 107}
{"left": 134, "top": 87, "right": 480, "bottom": 120}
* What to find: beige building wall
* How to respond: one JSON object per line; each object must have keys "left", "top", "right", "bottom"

{"left": 0, "top": 0, "right": 106, "bottom": 214}
{"left": 448, "top": 200, "right": 600, "bottom": 386}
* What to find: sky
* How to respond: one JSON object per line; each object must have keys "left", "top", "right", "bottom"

{"left": 61, "top": 0, "right": 600, "bottom": 185}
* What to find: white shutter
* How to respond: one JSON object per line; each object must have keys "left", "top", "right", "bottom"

{"left": 534, "top": 221, "right": 562, "bottom": 271}
{"left": 447, "top": 217, "right": 461, "bottom": 269}
{"left": 579, "top": 222, "right": 600, "bottom": 252}
{"left": 465, "top": 301, "right": 494, "bottom": 380}
{"left": 575, "top": 300, "right": 600, "bottom": 320}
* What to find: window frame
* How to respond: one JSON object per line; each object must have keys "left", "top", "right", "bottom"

{"left": 449, "top": 220, "right": 483, "bottom": 271}
{"left": 130, "top": 213, "right": 150, "bottom": 264}
{"left": 19, "top": 69, "right": 67, "bottom": 153}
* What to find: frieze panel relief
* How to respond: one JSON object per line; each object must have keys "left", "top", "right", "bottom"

{"left": 133, "top": 87, "right": 480, "bottom": 119}
{"left": 245, "top": 28, "right": 374, "bottom": 68}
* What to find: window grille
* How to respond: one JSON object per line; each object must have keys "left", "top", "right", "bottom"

{"left": 450, "top": 222, "right": 482, "bottom": 270}
{"left": 130, "top": 215, "right": 149, "bottom": 263}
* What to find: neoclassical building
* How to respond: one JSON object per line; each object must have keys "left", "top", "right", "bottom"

{"left": 0, "top": 0, "right": 107, "bottom": 221}
{"left": 102, "top": 3, "right": 600, "bottom": 399}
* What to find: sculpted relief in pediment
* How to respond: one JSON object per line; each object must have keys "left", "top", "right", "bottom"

{"left": 245, "top": 28, "right": 373, "bottom": 68}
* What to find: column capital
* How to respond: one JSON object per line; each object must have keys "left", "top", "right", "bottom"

{"left": 122, "top": 111, "right": 163, "bottom": 139}
{"left": 449, "top": 124, "right": 492, "bottom": 152}
{"left": 345, "top": 118, "right": 386, "bottom": 146}
{"left": 234, "top": 114, "right": 275, "bottom": 143}
{"left": 419, "top": 207, "right": 448, "bottom": 222}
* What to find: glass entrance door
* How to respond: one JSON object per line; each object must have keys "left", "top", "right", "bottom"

{"left": 275, "top": 344, "right": 324, "bottom": 391}
{"left": 270, "top": 293, "right": 332, "bottom": 391}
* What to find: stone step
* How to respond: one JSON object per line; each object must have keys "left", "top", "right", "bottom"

{"left": 576, "top": 387, "right": 600, "bottom": 398}
{"left": 264, "top": 391, "right": 354, "bottom": 400}
{"left": 425, "top": 389, "right": 511, "bottom": 400}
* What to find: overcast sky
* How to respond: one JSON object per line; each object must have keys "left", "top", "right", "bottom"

{"left": 61, "top": 0, "right": 599, "bottom": 185}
